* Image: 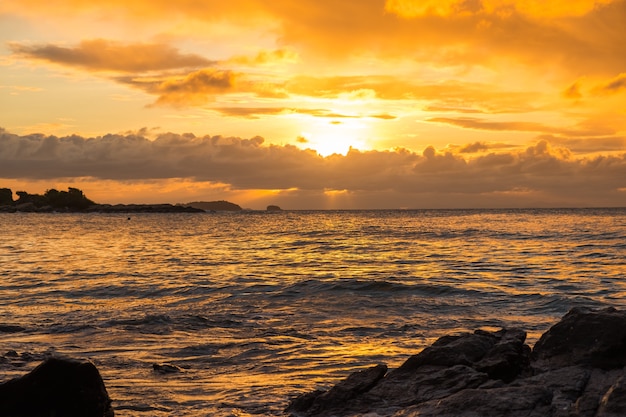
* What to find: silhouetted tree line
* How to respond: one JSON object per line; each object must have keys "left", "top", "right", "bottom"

{"left": 0, "top": 187, "right": 95, "bottom": 210}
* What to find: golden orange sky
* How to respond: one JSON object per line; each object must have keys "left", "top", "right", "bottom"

{"left": 0, "top": 0, "right": 625, "bottom": 208}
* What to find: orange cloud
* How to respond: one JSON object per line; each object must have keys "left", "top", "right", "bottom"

{"left": 9, "top": 39, "right": 213, "bottom": 72}
{"left": 385, "top": 0, "right": 469, "bottom": 17}
{"left": 386, "top": 0, "right": 616, "bottom": 18}
{"left": 595, "top": 73, "right": 626, "bottom": 94}
{"left": 150, "top": 69, "right": 238, "bottom": 106}
{"left": 211, "top": 107, "right": 396, "bottom": 120}
{"left": 4, "top": 0, "right": 626, "bottom": 79}
{"left": 481, "top": 0, "right": 615, "bottom": 18}
{"left": 228, "top": 49, "right": 299, "bottom": 66}
{"left": 428, "top": 117, "right": 616, "bottom": 137}
{"left": 0, "top": 0, "right": 268, "bottom": 22}
{"left": 562, "top": 82, "right": 583, "bottom": 99}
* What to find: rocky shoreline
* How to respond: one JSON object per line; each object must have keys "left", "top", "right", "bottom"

{"left": 287, "top": 306, "right": 626, "bottom": 417}
{"left": 0, "top": 357, "right": 114, "bottom": 417}
{"left": 2, "top": 307, "right": 626, "bottom": 416}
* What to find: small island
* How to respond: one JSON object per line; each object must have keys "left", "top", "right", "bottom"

{"left": 0, "top": 187, "right": 98, "bottom": 212}
{"left": 0, "top": 187, "right": 231, "bottom": 213}
{"left": 184, "top": 200, "right": 242, "bottom": 211}
{"left": 0, "top": 187, "right": 282, "bottom": 213}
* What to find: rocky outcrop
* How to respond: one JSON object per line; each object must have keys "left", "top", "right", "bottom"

{"left": 0, "top": 356, "right": 114, "bottom": 417}
{"left": 184, "top": 200, "right": 242, "bottom": 211}
{"left": 287, "top": 307, "right": 626, "bottom": 417}
{"left": 267, "top": 205, "right": 283, "bottom": 211}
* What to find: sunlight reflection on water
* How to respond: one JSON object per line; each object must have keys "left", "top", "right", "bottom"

{"left": 0, "top": 209, "right": 625, "bottom": 415}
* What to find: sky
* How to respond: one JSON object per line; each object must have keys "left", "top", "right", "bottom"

{"left": 0, "top": 0, "right": 625, "bottom": 209}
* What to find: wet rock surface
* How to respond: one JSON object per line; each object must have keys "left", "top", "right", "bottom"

{"left": 287, "top": 307, "right": 626, "bottom": 417}
{"left": 0, "top": 356, "right": 114, "bottom": 417}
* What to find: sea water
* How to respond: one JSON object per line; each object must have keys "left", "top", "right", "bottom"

{"left": 0, "top": 209, "right": 624, "bottom": 416}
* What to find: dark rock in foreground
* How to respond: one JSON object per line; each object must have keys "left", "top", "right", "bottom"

{"left": 0, "top": 357, "right": 114, "bottom": 417}
{"left": 287, "top": 307, "right": 626, "bottom": 417}
{"left": 153, "top": 362, "right": 183, "bottom": 374}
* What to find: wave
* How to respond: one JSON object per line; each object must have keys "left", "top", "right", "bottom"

{"left": 277, "top": 278, "right": 489, "bottom": 300}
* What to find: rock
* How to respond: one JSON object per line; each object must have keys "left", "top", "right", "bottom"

{"left": 287, "top": 307, "right": 626, "bottom": 417}
{"left": 395, "top": 385, "right": 554, "bottom": 417}
{"left": 184, "top": 200, "right": 242, "bottom": 211}
{"left": 0, "top": 356, "right": 114, "bottom": 417}
{"left": 286, "top": 364, "right": 387, "bottom": 415}
{"left": 0, "top": 324, "right": 26, "bottom": 333}
{"left": 14, "top": 202, "right": 37, "bottom": 212}
{"left": 532, "top": 306, "right": 626, "bottom": 370}
{"left": 267, "top": 205, "right": 283, "bottom": 211}
{"left": 152, "top": 363, "right": 182, "bottom": 374}
{"left": 597, "top": 374, "right": 626, "bottom": 416}
{"left": 395, "top": 328, "right": 528, "bottom": 377}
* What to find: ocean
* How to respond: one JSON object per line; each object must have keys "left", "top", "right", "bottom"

{"left": 0, "top": 209, "right": 624, "bottom": 416}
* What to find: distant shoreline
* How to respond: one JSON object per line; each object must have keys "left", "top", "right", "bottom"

{"left": 0, "top": 203, "right": 204, "bottom": 213}
{"left": 1, "top": 205, "right": 624, "bottom": 214}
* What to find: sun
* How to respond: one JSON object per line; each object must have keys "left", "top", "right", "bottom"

{"left": 299, "top": 119, "right": 371, "bottom": 157}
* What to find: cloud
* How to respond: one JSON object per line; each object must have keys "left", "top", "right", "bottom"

{"left": 596, "top": 73, "right": 626, "bottom": 94}
{"left": 537, "top": 135, "right": 626, "bottom": 153}
{"left": 274, "top": 0, "right": 626, "bottom": 76}
{"left": 211, "top": 107, "right": 397, "bottom": 120}
{"left": 384, "top": 0, "right": 470, "bottom": 17}
{"left": 6, "top": 36, "right": 544, "bottom": 111}
{"left": 284, "top": 76, "right": 539, "bottom": 112}
{"left": 423, "top": 105, "right": 486, "bottom": 114}
{"left": 154, "top": 69, "right": 237, "bottom": 105}
{"left": 485, "top": 0, "right": 615, "bottom": 18}
{"left": 228, "top": 48, "right": 299, "bottom": 66}
{"left": 562, "top": 82, "right": 583, "bottom": 99}
{"left": 1, "top": 128, "right": 624, "bottom": 208}
{"left": 385, "top": 0, "right": 616, "bottom": 18}
{"left": 4, "top": 0, "right": 626, "bottom": 78}
{"left": 9, "top": 39, "right": 213, "bottom": 72}
{"left": 458, "top": 141, "right": 499, "bottom": 153}
{"left": 120, "top": 69, "right": 238, "bottom": 107}
{"left": 427, "top": 117, "right": 616, "bottom": 137}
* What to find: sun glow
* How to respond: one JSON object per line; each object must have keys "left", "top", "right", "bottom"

{"left": 300, "top": 119, "right": 371, "bottom": 157}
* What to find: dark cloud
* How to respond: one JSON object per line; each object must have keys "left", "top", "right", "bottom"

{"left": 142, "top": 69, "right": 238, "bottom": 106}
{"left": 458, "top": 142, "right": 491, "bottom": 153}
{"left": 9, "top": 39, "right": 213, "bottom": 72}
{"left": 597, "top": 73, "right": 626, "bottom": 93}
{"left": 119, "top": 70, "right": 289, "bottom": 105}
{"left": 1, "top": 129, "right": 624, "bottom": 207}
